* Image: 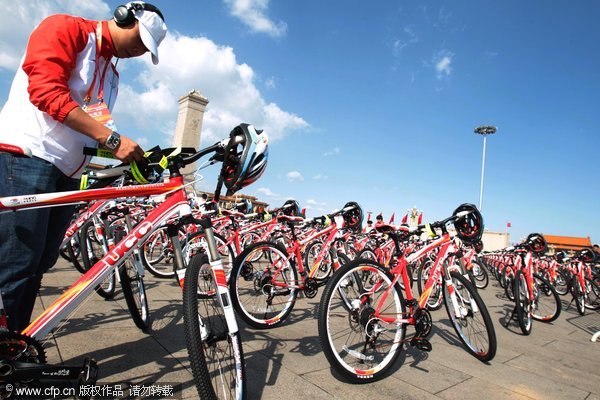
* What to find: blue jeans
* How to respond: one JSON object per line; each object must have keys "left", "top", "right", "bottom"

{"left": 0, "top": 153, "right": 78, "bottom": 331}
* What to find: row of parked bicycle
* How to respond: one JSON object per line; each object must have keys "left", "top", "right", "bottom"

{"left": 57, "top": 186, "right": 600, "bottom": 396}
{"left": 31, "top": 186, "right": 595, "bottom": 397}
{"left": 2, "top": 127, "right": 597, "bottom": 399}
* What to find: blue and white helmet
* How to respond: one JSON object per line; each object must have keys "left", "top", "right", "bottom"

{"left": 236, "top": 198, "right": 253, "bottom": 214}
{"left": 222, "top": 124, "right": 269, "bottom": 196}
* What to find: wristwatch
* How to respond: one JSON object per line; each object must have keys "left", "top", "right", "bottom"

{"left": 104, "top": 131, "right": 121, "bottom": 151}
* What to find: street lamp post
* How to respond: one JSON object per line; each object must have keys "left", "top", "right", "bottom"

{"left": 474, "top": 125, "right": 497, "bottom": 211}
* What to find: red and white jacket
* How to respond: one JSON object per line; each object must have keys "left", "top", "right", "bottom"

{"left": 0, "top": 14, "right": 119, "bottom": 178}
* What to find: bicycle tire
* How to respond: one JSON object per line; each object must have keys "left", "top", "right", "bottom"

{"left": 303, "top": 240, "right": 333, "bottom": 281}
{"left": 471, "top": 261, "right": 489, "bottom": 289}
{"left": 141, "top": 226, "right": 176, "bottom": 279}
{"left": 531, "top": 273, "right": 561, "bottom": 322}
{"left": 230, "top": 241, "right": 299, "bottom": 329}
{"left": 114, "top": 228, "right": 151, "bottom": 331}
{"left": 514, "top": 270, "right": 532, "bottom": 335}
{"left": 318, "top": 259, "right": 406, "bottom": 383}
{"left": 584, "top": 278, "right": 600, "bottom": 310}
{"left": 554, "top": 271, "right": 570, "bottom": 296}
{"left": 65, "top": 236, "right": 86, "bottom": 274}
{"left": 183, "top": 253, "right": 246, "bottom": 399}
{"left": 79, "top": 220, "right": 116, "bottom": 299}
{"left": 416, "top": 260, "right": 443, "bottom": 311}
{"left": 572, "top": 278, "right": 586, "bottom": 316}
{"left": 443, "top": 271, "right": 496, "bottom": 361}
{"left": 357, "top": 248, "right": 378, "bottom": 262}
{"left": 499, "top": 264, "right": 513, "bottom": 289}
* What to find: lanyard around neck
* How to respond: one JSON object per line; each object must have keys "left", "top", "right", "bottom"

{"left": 84, "top": 22, "right": 112, "bottom": 104}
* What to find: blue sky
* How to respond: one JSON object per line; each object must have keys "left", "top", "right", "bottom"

{"left": 0, "top": 1, "right": 598, "bottom": 244}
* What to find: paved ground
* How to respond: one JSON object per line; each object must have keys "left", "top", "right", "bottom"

{"left": 34, "top": 259, "right": 600, "bottom": 399}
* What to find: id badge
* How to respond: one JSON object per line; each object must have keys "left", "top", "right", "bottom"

{"left": 84, "top": 101, "right": 118, "bottom": 131}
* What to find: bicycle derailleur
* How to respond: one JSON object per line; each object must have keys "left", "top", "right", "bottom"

{"left": 0, "top": 331, "right": 98, "bottom": 398}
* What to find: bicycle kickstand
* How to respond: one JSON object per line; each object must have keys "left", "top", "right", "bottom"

{"left": 504, "top": 305, "right": 518, "bottom": 328}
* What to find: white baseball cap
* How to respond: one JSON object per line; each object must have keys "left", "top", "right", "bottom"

{"left": 130, "top": 2, "right": 167, "bottom": 65}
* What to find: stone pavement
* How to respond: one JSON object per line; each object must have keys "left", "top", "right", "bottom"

{"left": 34, "top": 259, "right": 600, "bottom": 399}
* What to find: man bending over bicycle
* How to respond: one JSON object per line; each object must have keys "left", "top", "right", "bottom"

{"left": 0, "top": 2, "right": 167, "bottom": 332}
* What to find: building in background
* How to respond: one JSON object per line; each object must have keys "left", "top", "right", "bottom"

{"left": 543, "top": 234, "right": 592, "bottom": 255}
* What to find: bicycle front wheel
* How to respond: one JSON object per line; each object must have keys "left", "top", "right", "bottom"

{"left": 118, "top": 256, "right": 151, "bottom": 332}
{"left": 443, "top": 271, "right": 496, "bottom": 361}
{"left": 183, "top": 253, "right": 246, "bottom": 400}
{"left": 584, "top": 278, "right": 600, "bottom": 310}
{"left": 572, "top": 278, "right": 586, "bottom": 316}
{"left": 318, "top": 259, "right": 406, "bottom": 383}
{"left": 471, "top": 261, "right": 489, "bottom": 289}
{"left": 531, "top": 273, "right": 561, "bottom": 322}
{"left": 514, "top": 270, "right": 532, "bottom": 335}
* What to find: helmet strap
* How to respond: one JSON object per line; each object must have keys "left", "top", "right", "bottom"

{"left": 214, "top": 135, "right": 236, "bottom": 202}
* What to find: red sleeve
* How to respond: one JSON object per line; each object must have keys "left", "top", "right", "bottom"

{"left": 22, "top": 15, "right": 91, "bottom": 122}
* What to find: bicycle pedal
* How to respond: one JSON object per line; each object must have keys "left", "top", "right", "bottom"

{"left": 78, "top": 358, "right": 98, "bottom": 386}
{"left": 410, "top": 337, "right": 432, "bottom": 352}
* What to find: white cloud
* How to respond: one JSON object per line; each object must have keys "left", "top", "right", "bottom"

{"left": 223, "top": 0, "right": 287, "bottom": 38}
{"left": 265, "top": 76, "right": 276, "bottom": 89}
{"left": 286, "top": 171, "right": 304, "bottom": 182}
{"left": 117, "top": 33, "right": 309, "bottom": 146}
{"left": 312, "top": 173, "right": 328, "bottom": 180}
{"left": 392, "top": 25, "right": 419, "bottom": 58}
{"left": 255, "top": 187, "right": 279, "bottom": 197}
{"left": 323, "top": 147, "right": 340, "bottom": 156}
{"left": 304, "top": 198, "right": 327, "bottom": 213}
{"left": 484, "top": 51, "right": 499, "bottom": 60}
{"left": 0, "top": 0, "right": 110, "bottom": 70}
{"left": 0, "top": 1, "right": 308, "bottom": 147}
{"left": 434, "top": 50, "right": 454, "bottom": 79}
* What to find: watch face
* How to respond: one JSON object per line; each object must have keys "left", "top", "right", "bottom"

{"left": 106, "top": 132, "right": 120, "bottom": 150}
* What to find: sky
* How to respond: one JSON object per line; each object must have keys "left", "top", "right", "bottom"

{"left": 0, "top": 0, "right": 598, "bottom": 245}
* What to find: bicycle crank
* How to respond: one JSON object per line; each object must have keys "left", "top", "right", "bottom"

{"left": 0, "top": 332, "right": 98, "bottom": 396}
{"left": 303, "top": 278, "right": 319, "bottom": 298}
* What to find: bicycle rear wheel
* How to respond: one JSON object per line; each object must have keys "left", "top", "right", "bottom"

{"left": 318, "top": 259, "right": 406, "bottom": 383}
{"left": 229, "top": 242, "right": 298, "bottom": 329}
{"left": 183, "top": 253, "right": 246, "bottom": 399}
{"left": 443, "top": 271, "right": 496, "bottom": 361}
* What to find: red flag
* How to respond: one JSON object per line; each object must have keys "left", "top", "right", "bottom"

{"left": 507, "top": 222, "right": 511, "bottom": 228}
{"left": 401, "top": 213, "right": 408, "bottom": 224}
{"left": 388, "top": 213, "right": 395, "bottom": 224}
{"left": 301, "top": 208, "right": 306, "bottom": 218}
{"left": 417, "top": 213, "right": 423, "bottom": 225}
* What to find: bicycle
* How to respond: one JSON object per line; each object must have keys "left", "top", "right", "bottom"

{"left": 0, "top": 123, "right": 266, "bottom": 398}
{"left": 317, "top": 204, "right": 496, "bottom": 383}
{"left": 504, "top": 233, "right": 561, "bottom": 335}
{"left": 229, "top": 202, "right": 363, "bottom": 329}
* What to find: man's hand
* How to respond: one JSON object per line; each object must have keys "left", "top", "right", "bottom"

{"left": 112, "top": 135, "right": 145, "bottom": 163}
{"left": 64, "top": 107, "right": 145, "bottom": 163}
